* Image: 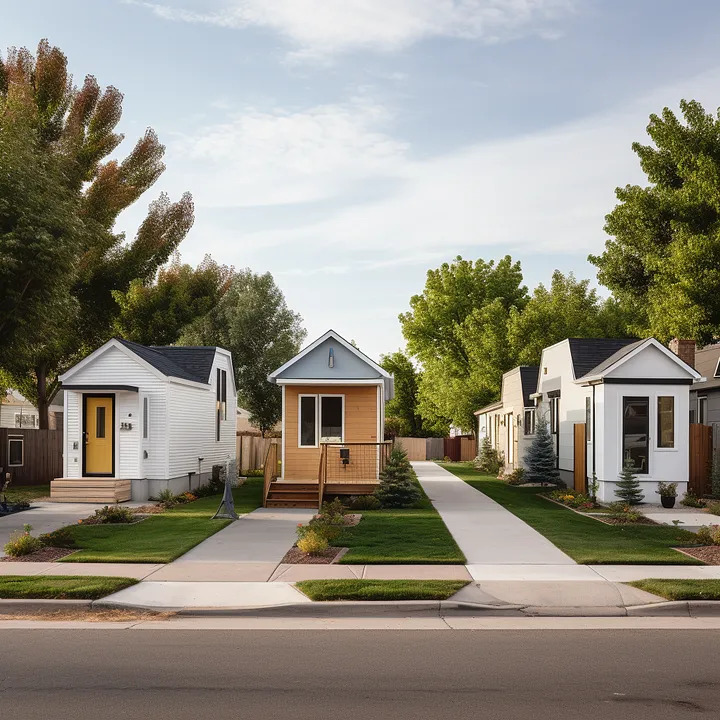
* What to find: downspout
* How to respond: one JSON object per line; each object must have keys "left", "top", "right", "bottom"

{"left": 592, "top": 384, "right": 596, "bottom": 477}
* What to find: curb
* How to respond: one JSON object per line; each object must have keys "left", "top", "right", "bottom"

{"left": 0, "top": 599, "right": 92, "bottom": 613}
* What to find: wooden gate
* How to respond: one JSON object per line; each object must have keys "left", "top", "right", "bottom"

{"left": 689, "top": 423, "right": 713, "bottom": 495}
{"left": 573, "top": 423, "right": 586, "bottom": 493}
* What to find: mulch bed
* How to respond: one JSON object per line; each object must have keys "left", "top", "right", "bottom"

{"left": 674, "top": 546, "right": 720, "bottom": 565}
{"left": 1, "top": 547, "right": 77, "bottom": 562}
{"left": 78, "top": 514, "right": 149, "bottom": 526}
{"left": 132, "top": 504, "right": 165, "bottom": 515}
{"left": 588, "top": 514, "right": 658, "bottom": 526}
{"left": 280, "top": 546, "right": 348, "bottom": 564}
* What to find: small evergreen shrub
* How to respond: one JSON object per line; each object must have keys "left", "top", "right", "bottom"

{"left": 4, "top": 524, "right": 43, "bottom": 557}
{"left": 374, "top": 445, "right": 421, "bottom": 508}
{"left": 696, "top": 525, "right": 720, "bottom": 546}
{"left": 319, "top": 498, "right": 346, "bottom": 523}
{"left": 705, "top": 501, "right": 720, "bottom": 516}
{"left": 523, "top": 416, "right": 560, "bottom": 485}
{"left": 92, "top": 505, "right": 135, "bottom": 524}
{"left": 345, "top": 495, "right": 380, "bottom": 511}
{"left": 296, "top": 528, "right": 329, "bottom": 555}
{"left": 615, "top": 459, "right": 644, "bottom": 505}
{"left": 474, "top": 436, "right": 503, "bottom": 475}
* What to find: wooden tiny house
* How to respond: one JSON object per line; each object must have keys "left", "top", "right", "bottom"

{"left": 266, "top": 330, "right": 394, "bottom": 508}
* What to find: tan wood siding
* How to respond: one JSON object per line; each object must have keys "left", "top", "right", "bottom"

{"left": 283, "top": 385, "right": 378, "bottom": 480}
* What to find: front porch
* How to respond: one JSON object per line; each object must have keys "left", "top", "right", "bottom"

{"left": 263, "top": 442, "right": 391, "bottom": 508}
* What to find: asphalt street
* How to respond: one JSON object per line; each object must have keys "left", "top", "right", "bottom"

{"left": 1, "top": 628, "right": 719, "bottom": 719}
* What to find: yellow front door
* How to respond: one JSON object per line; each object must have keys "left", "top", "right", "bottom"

{"left": 84, "top": 396, "right": 113, "bottom": 475}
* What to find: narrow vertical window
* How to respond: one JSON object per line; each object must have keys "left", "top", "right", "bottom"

{"left": 320, "top": 396, "right": 343, "bottom": 442}
{"left": 657, "top": 396, "right": 674, "bottom": 448}
{"left": 96, "top": 406, "right": 106, "bottom": 438}
{"left": 585, "top": 396, "right": 592, "bottom": 442}
{"left": 523, "top": 409, "right": 535, "bottom": 436}
{"left": 221, "top": 370, "right": 227, "bottom": 420}
{"left": 299, "top": 396, "right": 317, "bottom": 447}
{"left": 8, "top": 437, "right": 23, "bottom": 466}
{"left": 143, "top": 397, "right": 149, "bottom": 439}
{"left": 622, "top": 396, "right": 649, "bottom": 473}
{"left": 698, "top": 396, "right": 708, "bottom": 425}
{"left": 216, "top": 368, "right": 221, "bottom": 441}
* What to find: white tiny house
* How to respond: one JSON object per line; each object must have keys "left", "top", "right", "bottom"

{"left": 54, "top": 338, "right": 236, "bottom": 502}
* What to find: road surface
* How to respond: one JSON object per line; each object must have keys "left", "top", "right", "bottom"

{"left": 2, "top": 628, "right": 718, "bottom": 718}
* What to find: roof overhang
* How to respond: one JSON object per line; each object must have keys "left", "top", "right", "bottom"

{"left": 474, "top": 401, "right": 502, "bottom": 415}
{"left": 62, "top": 384, "right": 139, "bottom": 392}
{"left": 274, "top": 378, "right": 384, "bottom": 386}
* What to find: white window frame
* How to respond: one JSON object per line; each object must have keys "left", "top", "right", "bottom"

{"left": 698, "top": 396, "right": 708, "bottom": 425}
{"left": 8, "top": 435, "right": 24, "bottom": 466}
{"left": 656, "top": 395, "right": 676, "bottom": 450}
{"left": 298, "top": 394, "right": 319, "bottom": 448}
{"left": 14, "top": 413, "right": 37, "bottom": 428}
{"left": 142, "top": 395, "right": 149, "bottom": 440}
{"left": 319, "top": 394, "right": 345, "bottom": 444}
{"left": 523, "top": 408, "right": 535, "bottom": 436}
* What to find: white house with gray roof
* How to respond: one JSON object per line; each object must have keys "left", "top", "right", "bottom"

{"left": 53, "top": 338, "right": 236, "bottom": 502}
{"left": 535, "top": 337, "right": 702, "bottom": 502}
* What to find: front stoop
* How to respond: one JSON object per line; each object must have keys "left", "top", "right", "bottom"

{"left": 51, "top": 479, "right": 132, "bottom": 503}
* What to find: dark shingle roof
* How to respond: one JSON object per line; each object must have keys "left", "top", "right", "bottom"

{"left": 117, "top": 339, "right": 216, "bottom": 383}
{"left": 519, "top": 366, "right": 539, "bottom": 407}
{"left": 691, "top": 343, "right": 720, "bottom": 392}
{"left": 567, "top": 338, "right": 639, "bottom": 379}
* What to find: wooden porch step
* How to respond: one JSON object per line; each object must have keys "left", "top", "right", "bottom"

{"left": 267, "top": 492, "right": 318, "bottom": 502}
{"left": 265, "top": 499, "right": 319, "bottom": 508}
{"left": 51, "top": 478, "right": 132, "bottom": 503}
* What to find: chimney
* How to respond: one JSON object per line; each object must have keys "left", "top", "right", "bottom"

{"left": 669, "top": 338, "right": 696, "bottom": 368}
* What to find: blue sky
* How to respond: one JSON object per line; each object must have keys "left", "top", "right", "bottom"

{"left": 5, "top": 0, "right": 720, "bottom": 359}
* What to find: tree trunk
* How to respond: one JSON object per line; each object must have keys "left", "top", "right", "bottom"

{"left": 36, "top": 365, "right": 49, "bottom": 430}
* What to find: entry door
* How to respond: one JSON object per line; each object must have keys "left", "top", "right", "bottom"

{"left": 84, "top": 395, "right": 114, "bottom": 476}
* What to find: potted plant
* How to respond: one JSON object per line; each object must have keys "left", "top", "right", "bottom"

{"left": 657, "top": 481, "right": 678, "bottom": 509}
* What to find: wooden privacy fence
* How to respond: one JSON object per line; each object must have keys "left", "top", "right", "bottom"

{"left": 0, "top": 428, "right": 63, "bottom": 486}
{"left": 395, "top": 436, "right": 477, "bottom": 462}
{"left": 689, "top": 423, "right": 713, "bottom": 496}
{"left": 237, "top": 434, "right": 279, "bottom": 474}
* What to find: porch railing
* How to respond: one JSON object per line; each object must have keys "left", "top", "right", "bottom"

{"left": 262, "top": 441, "right": 279, "bottom": 506}
{"left": 319, "top": 441, "right": 392, "bottom": 491}
{"left": 317, "top": 443, "right": 328, "bottom": 509}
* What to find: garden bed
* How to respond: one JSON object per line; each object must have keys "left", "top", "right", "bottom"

{"left": 672, "top": 546, "right": 720, "bottom": 564}
{"left": 280, "top": 546, "right": 349, "bottom": 564}
{"left": 0, "top": 547, "right": 77, "bottom": 562}
{"left": 77, "top": 514, "right": 150, "bottom": 526}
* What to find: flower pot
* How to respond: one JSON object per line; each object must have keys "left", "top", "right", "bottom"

{"left": 661, "top": 495, "right": 676, "bottom": 509}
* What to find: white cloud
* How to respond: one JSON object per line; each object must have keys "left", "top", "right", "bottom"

{"left": 168, "top": 99, "right": 408, "bottom": 207}
{"left": 129, "top": 0, "right": 577, "bottom": 58}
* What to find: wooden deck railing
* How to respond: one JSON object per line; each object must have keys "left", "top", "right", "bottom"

{"left": 317, "top": 443, "right": 328, "bottom": 509}
{"left": 319, "top": 441, "right": 392, "bottom": 490}
{"left": 262, "top": 441, "right": 279, "bottom": 506}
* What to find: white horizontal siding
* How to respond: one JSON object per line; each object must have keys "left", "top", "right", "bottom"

{"left": 64, "top": 392, "right": 80, "bottom": 478}
{"left": 116, "top": 391, "right": 140, "bottom": 477}
{"left": 167, "top": 351, "right": 236, "bottom": 478}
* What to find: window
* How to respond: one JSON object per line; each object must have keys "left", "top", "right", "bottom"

{"left": 14, "top": 413, "right": 36, "bottom": 428}
{"left": 698, "top": 396, "right": 708, "bottom": 426}
{"left": 216, "top": 368, "right": 228, "bottom": 441}
{"left": 623, "top": 396, "right": 649, "bottom": 474}
{"left": 523, "top": 408, "right": 535, "bottom": 436}
{"left": 550, "top": 396, "right": 559, "bottom": 434}
{"left": 299, "top": 395, "right": 318, "bottom": 447}
{"left": 657, "top": 396, "right": 674, "bottom": 448}
{"left": 585, "top": 396, "right": 592, "bottom": 442}
{"left": 96, "top": 406, "right": 106, "bottom": 438}
{"left": 320, "top": 396, "right": 343, "bottom": 442}
{"left": 8, "top": 436, "right": 23, "bottom": 466}
{"left": 143, "top": 397, "right": 149, "bottom": 440}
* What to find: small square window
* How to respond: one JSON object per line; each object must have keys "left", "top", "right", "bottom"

{"left": 8, "top": 437, "right": 23, "bottom": 466}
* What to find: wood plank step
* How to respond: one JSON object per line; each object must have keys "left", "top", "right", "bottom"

{"left": 267, "top": 493, "right": 318, "bottom": 502}
{"left": 265, "top": 500, "right": 319, "bottom": 508}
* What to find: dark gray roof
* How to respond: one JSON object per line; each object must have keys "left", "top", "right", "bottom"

{"left": 117, "top": 339, "right": 217, "bottom": 384}
{"left": 519, "top": 366, "right": 539, "bottom": 407}
{"left": 567, "top": 338, "right": 639, "bottom": 379}
{"left": 691, "top": 343, "right": 720, "bottom": 392}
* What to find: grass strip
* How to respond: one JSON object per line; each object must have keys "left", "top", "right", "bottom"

{"left": 441, "top": 463, "right": 701, "bottom": 565}
{"left": 4, "top": 485, "right": 50, "bottom": 503}
{"left": 337, "top": 481, "right": 466, "bottom": 565}
{"left": 628, "top": 579, "right": 720, "bottom": 601}
{"left": 59, "top": 479, "right": 263, "bottom": 563}
{"left": 295, "top": 579, "right": 469, "bottom": 601}
{"left": 0, "top": 575, "right": 138, "bottom": 600}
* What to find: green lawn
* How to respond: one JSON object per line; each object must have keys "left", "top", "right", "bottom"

{"left": 296, "top": 579, "right": 469, "bottom": 601}
{"left": 441, "top": 463, "right": 702, "bottom": 565}
{"left": 337, "top": 488, "right": 466, "bottom": 565}
{"left": 629, "top": 579, "right": 720, "bottom": 601}
{"left": 59, "top": 479, "right": 263, "bottom": 563}
{"left": 0, "top": 575, "right": 138, "bottom": 599}
{"left": 4, "top": 485, "right": 50, "bottom": 503}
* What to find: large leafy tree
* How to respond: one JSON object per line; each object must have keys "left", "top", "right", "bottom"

{"left": 181, "top": 270, "right": 306, "bottom": 436}
{"left": 113, "top": 255, "right": 233, "bottom": 345}
{"left": 590, "top": 99, "right": 720, "bottom": 343}
{"left": 506, "top": 271, "right": 632, "bottom": 365}
{"left": 0, "top": 41, "right": 194, "bottom": 426}
{"left": 400, "top": 256, "right": 528, "bottom": 433}
{"left": 380, "top": 351, "right": 448, "bottom": 438}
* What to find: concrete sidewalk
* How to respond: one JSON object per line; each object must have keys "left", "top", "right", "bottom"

{"left": 412, "top": 461, "right": 575, "bottom": 565}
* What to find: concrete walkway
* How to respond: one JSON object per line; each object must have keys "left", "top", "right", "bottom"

{"left": 412, "top": 461, "right": 575, "bottom": 565}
